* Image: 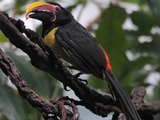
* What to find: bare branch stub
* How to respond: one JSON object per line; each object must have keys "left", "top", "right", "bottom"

{"left": 131, "top": 86, "right": 146, "bottom": 109}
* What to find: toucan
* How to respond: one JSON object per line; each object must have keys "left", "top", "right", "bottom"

{"left": 25, "top": 2, "right": 141, "bottom": 120}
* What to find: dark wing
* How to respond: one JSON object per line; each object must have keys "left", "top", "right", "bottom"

{"left": 55, "top": 20, "right": 106, "bottom": 78}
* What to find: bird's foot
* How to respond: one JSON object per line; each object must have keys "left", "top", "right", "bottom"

{"left": 74, "top": 72, "right": 88, "bottom": 84}
{"left": 74, "top": 72, "right": 83, "bottom": 78}
{"left": 67, "top": 65, "right": 78, "bottom": 70}
{"left": 79, "top": 78, "right": 88, "bottom": 85}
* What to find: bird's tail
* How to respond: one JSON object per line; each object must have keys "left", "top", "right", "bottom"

{"left": 104, "top": 71, "right": 141, "bottom": 120}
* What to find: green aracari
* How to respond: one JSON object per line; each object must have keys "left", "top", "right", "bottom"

{"left": 25, "top": 2, "right": 141, "bottom": 120}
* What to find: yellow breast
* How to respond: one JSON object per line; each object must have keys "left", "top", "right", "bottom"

{"left": 43, "top": 27, "right": 76, "bottom": 66}
{"left": 44, "top": 28, "right": 58, "bottom": 47}
{"left": 43, "top": 27, "right": 73, "bottom": 64}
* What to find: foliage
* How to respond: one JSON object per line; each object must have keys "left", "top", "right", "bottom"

{"left": 0, "top": 0, "right": 160, "bottom": 119}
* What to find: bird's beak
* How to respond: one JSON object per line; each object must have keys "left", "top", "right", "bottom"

{"left": 26, "top": 2, "right": 47, "bottom": 19}
{"left": 25, "top": 2, "right": 55, "bottom": 22}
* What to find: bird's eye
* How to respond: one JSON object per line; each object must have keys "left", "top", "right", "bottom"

{"left": 55, "top": 6, "right": 60, "bottom": 12}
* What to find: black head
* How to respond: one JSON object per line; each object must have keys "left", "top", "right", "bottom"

{"left": 26, "top": 2, "right": 74, "bottom": 26}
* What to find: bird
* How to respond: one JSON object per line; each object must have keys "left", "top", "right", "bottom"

{"left": 25, "top": 2, "right": 141, "bottom": 120}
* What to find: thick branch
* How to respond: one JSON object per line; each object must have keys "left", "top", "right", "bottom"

{"left": 0, "top": 49, "right": 79, "bottom": 120}
{"left": 0, "top": 11, "right": 160, "bottom": 120}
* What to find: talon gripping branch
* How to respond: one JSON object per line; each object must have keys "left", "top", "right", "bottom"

{"left": 25, "top": 2, "right": 141, "bottom": 120}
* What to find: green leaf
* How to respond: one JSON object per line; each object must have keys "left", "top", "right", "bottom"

{"left": 88, "top": 75, "right": 108, "bottom": 91}
{"left": 123, "top": 0, "right": 146, "bottom": 5}
{"left": 6, "top": 50, "right": 62, "bottom": 99}
{"left": 0, "top": 32, "right": 9, "bottom": 43}
{"left": 21, "top": 100, "right": 40, "bottom": 120}
{"left": 125, "top": 30, "right": 139, "bottom": 49}
{"left": 0, "top": 84, "right": 25, "bottom": 120}
{"left": 133, "top": 35, "right": 160, "bottom": 56}
{"left": 120, "top": 56, "right": 152, "bottom": 90}
{"left": 66, "top": 4, "right": 78, "bottom": 12}
{"left": 0, "top": 70, "right": 5, "bottom": 83}
{"left": 15, "top": 0, "right": 29, "bottom": 14}
{"left": 76, "top": 0, "right": 87, "bottom": 4}
{"left": 148, "top": 0, "right": 160, "bottom": 26}
{"left": 96, "top": 4, "right": 127, "bottom": 75}
{"left": 131, "top": 11, "right": 154, "bottom": 35}
{"left": 152, "top": 80, "right": 160, "bottom": 100}
{"left": 156, "top": 65, "right": 160, "bottom": 72}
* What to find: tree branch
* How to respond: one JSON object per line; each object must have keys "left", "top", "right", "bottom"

{"left": 0, "top": 11, "right": 160, "bottom": 120}
{"left": 0, "top": 48, "right": 79, "bottom": 120}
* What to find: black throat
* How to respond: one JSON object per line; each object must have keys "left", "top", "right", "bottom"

{"left": 42, "top": 7, "right": 74, "bottom": 38}
{"left": 42, "top": 22, "right": 57, "bottom": 38}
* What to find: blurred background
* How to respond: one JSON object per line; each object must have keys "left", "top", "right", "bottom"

{"left": 0, "top": 0, "right": 160, "bottom": 120}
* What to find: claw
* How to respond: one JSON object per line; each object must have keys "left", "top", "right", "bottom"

{"left": 79, "top": 78, "right": 88, "bottom": 85}
{"left": 67, "top": 66, "right": 76, "bottom": 70}
{"left": 74, "top": 72, "right": 88, "bottom": 85}
{"left": 74, "top": 72, "right": 83, "bottom": 78}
